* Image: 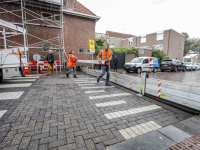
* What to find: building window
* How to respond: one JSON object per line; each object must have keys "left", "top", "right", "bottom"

{"left": 128, "top": 38, "right": 133, "bottom": 45}
{"left": 153, "top": 44, "right": 163, "bottom": 50}
{"left": 141, "top": 35, "right": 146, "bottom": 43}
{"left": 78, "top": 48, "right": 85, "bottom": 54}
{"left": 139, "top": 49, "right": 144, "bottom": 54}
{"left": 110, "top": 45, "right": 114, "bottom": 48}
{"left": 157, "top": 31, "right": 164, "bottom": 40}
{"left": 43, "top": 44, "right": 53, "bottom": 52}
{"left": 86, "top": 49, "right": 91, "bottom": 54}
{"left": 42, "top": 12, "right": 52, "bottom": 21}
{"left": 66, "top": 0, "right": 74, "bottom": 10}
{"left": 54, "top": 15, "right": 61, "bottom": 22}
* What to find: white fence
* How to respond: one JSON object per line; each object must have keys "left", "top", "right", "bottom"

{"left": 81, "top": 67, "right": 200, "bottom": 112}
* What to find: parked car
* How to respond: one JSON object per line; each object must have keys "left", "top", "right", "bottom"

{"left": 160, "top": 59, "right": 186, "bottom": 72}
{"left": 124, "top": 57, "right": 158, "bottom": 73}
{"left": 183, "top": 62, "right": 197, "bottom": 71}
{"left": 194, "top": 63, "right": 200, "bottom": 70}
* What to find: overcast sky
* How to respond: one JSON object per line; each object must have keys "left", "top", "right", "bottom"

{"left": 78, "top": 0, "right": 200, "bottom": 38}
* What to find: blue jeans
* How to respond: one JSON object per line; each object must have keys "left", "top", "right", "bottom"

{"left": 98, "top": 65, "right": 110, "bottom": 83}
{"left": 67, "top": 67, "right": 76, "bottom": 76}
{"left": 114, "top": 64, "right": 118, "bottom": 70}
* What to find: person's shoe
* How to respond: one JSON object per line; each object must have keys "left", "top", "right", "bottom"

{"left": 22, "top": 75, "right": 25, "bottom": 77}
{"left": 74, "top": 75, "right": 78, "bottom": 78}
{"left": 97, "top": 77, "right": 100, "bottom": 83}
{"left": 66, "top": 73, "right": 69, "bottom": 78}
{"left": 47, "top": 74, "right": 50, "bottom": 76}
{"left": 105, "top": 83, "right": 111, "bottom": 86}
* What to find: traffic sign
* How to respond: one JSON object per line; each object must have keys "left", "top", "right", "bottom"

{"left": 90, "top": 49, "right": 95, "bottom": 54}
{"left": 89, "top": 40, "right": 95, "bottom": 49}
{"left": 33, "top": 54, "right": 41, "bottom": 61}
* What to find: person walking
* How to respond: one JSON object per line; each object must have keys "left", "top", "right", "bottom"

{"left": 97, "top": 44, "right": 112, "bottom": 86}
{"left": 66, "top": 50, "right": 78, "bottom": 78}
{"left": 46, "top": 50, "right": 55, "bottom": 76}
{"left": 113, "top": 55, "right": 119, "bottom": 72}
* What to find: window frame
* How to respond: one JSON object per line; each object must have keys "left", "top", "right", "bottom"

{"left": 143, "top": 58, "right": 149, "bottom": 64}
{"left": 156, "top": 31, "right": 164, "bottom": 41}
{"left": 78, "top": 48, "right": 85, "bottom": 54}
{"left": 42, "top": 44, "right": 53, "bottom": 52}
{"left": 128, "top": 38, "right": 133, "bottom": 45}
{"left": 54, "top": 14, "right": 61, "bottom": 22}
{"left": 153, "top": 44, "right": 163, "bottom": 51}
{"left": 141, "top": 35, "right": 146, "bottom": 43}
{"left": 41, "top": 12, "right": 53, "bottom": 21}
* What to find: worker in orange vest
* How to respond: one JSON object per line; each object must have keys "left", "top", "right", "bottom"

{"left": 97, "top": 44, "right": 112, "bottom": 86}
{"left": 66, "top": 50, "right": 78, "bottom": 78}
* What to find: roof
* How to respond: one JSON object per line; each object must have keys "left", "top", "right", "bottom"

{"left": 106, "top": 31, "right": 135, "bottom": 39}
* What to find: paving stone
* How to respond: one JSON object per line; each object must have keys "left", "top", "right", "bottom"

{"left": 48, "top": 139, "right": 67, "bottom": 149}
{"left": 83, "top": 132, "right": 98, "bottom": 140}
{"left": 38, "top": 144, "right": 48, "bottom": 150}
{"left": 95, "top": 127, "right": 105, "bottom": 136}
{"left": 0, "top": 140, "right": 11, "bottom": 148}
{"left": 50, "top": 127, "right": 58, "bottom": 136}
{"left": 24, "top": 129, "right": 41, "bottom": 137}
{"left": 65, "top": 127, "right": 80, "bottom": 134}
{"left": 95, "top": 143, "right": 105, "bottom": 150}
{"left": 11, "top": 133, "right": 23, "bottom": 145}
{"left": 75, "top": 136, "right": 86, "bottom": 149}
{"left": 103, "top": 138, "right": 119, "bottom": 146}
{"left": 1, "top": 145, "right": 18, "bottom": 150}
{"left": 58, "top": 143, "right": 76, "bottom": 150}
{"left": 3, "top": 130, "right": 17, "bottom": 141}
{"left": 58, "top": 130, "right": 66, "bottom": 139}
{"left": 66, "top": 133, "right": 75, "bottom": 144}
{"left": 19, "top": 136, "right": 31, "bottom": 149}
{"left": 85, "top": 139, "right": 96, "bottom": 150}
{"left": 93, "top": 136, "right": 108, "bottom": 144}
{"left": 87, "top": 124, "right": 95, "bottom": 133}
{"left": 40, "top": 136, "right": 57, "bottom": 144}
{"left": 31, "top": 132, "right": 49, "bottom": 141}
{"left": 28, "top": 140, "right": 39, "bottom": 150}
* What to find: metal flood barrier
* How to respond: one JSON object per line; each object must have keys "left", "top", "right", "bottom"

{"left": 81, "top": 67, "right": 200, "bottom": 113}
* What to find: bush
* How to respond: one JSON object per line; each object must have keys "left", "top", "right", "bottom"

{"left": 110, "top": 47, "right": 140, "bottom": 56}
{"left": 151, "top": 48, "right": 167, "bottom": 64}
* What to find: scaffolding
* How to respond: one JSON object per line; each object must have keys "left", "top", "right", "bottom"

{"left": 0, "top": 0, "right": 66, "bottom": 72}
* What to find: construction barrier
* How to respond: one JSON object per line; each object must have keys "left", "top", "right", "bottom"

{"left": 81, "top": 67, "right": 200, "bottom": 112}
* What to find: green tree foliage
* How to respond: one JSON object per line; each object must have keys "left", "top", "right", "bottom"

{"left": 95, "top": 38, "right": 105, "bottom": 55}
{"left": 151, "top": 48, "right": 167, "bottom": 64}
{"left": 182, "top": 32, "right": 200, "bottom": 54}
{"left": 110, "top": 47, "right": 140, "bottom": 57}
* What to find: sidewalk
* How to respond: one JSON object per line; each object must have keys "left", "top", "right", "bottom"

{"left": 0, "top": 73, "right": 198, "bottom": 150}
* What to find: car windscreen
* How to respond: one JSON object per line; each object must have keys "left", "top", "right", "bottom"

{"left": 161, "top": 60, "right": 172, "bottom": 64}
{"left": 183, "top": 62, "right": 192, "bottom": 65}
{"left": 130, "top": 58, "right": 144, "bottom": 63}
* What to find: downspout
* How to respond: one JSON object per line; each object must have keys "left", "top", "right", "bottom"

{"left": 167, "top": 30, "right": 170, "bottom": 57}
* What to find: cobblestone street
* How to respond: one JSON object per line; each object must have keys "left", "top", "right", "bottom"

{"left": 0, "top": 74, "right": 193, "bottom": 149}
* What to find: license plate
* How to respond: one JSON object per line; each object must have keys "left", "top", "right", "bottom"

{"left": 164, "top": 65, "right": 168, "bottom": 66}
{"left": 126, "top": 67, "right": 129, "bottom": 69}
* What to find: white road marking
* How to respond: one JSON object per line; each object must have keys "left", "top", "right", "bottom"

{"left": 76, "top": 81, "right": 103, "bottom": 83}
{"left": 85, "top": 90, "right": 105, "bottom": 94}
{"left": 81, "top": 86, "right": 115, "bottom": 89}
{"left": 104, "top": 105, "right": 162, "bottom": 119}
{"left": 4, "top": 79, "right": 36, "bottom": 82}
{"left": 0, "top": 92, "right": 24, "bottom": 100}
{"left": 6, "top": 76, "right": 40, "bottom": 79}
{"left": 0, "top": 83, "right": 32, "bottom": 88}
{"left": 78, "top": 84, "right": 96, "bottom": 86}
{"left": 0, "top": 110, "right": 7, "bottom": 118}
{"left": 119, "top": 121, "right": 162, "bottom": 139}
{"left": 89, "top": 93, "right": 132, "bottom": 100}
{"left": 95, "top": 100, "right": 126, "bottom": 107}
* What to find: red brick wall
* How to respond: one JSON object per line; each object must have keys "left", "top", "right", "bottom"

{"left": 0, "top": 3, "right": 96, "bottom": 64}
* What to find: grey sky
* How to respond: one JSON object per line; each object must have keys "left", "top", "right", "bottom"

{"left": 78, "top": 0, "right": 200, "bottom": 38}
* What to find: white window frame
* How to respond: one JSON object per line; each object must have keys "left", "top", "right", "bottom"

{"left": 54, "top": 14, "right": 61, "bottom": 22}
{"left": 110, "top": 44, "right": 115, "bottom": 48}
{"left": 141, "top": 35, "right": 146, "bottom": 43}
{"left": 41, "top": 12, "right": 53, "bottom": 21}
{"left": 139, "top": 49, "right": 144, "bottom": 54}
{"left": 86, "top": 49, "right": 91, "bottom": 54}
{"left": 43, "top": 44, "right": 53, "bottom": 52}
{"left": 78, "top": 48, "right": 85, "bottom": 54}
{"left": 128, "top": 38, "right": 133, "bottom": 45}
{"left": 153, "top": 44, "right": 163, "bottom": 51}
{"left": 157, "top": 31, "right": 164, "bottom": 41}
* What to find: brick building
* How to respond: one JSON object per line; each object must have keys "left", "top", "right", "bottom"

{"left": 0, "top": 0, "right": 100, "bottom": 62}
{"left": 123, "top": 29, "right": 185, "bottom": 61}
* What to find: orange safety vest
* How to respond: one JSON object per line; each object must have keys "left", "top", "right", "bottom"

{"left": 68, "top": 54, "right": 78, "bottom": 67}
{"left": 11, "top": 52, "right": 23, "bottom": 55}
{"left": 97, "top": 49, "right": 112, "bottom": 65}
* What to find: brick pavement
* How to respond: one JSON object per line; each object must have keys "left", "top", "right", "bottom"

{"left": 0, "top": 74, "right": 191, "bottom": 150}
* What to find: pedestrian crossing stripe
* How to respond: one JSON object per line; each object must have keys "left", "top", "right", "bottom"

{"left": 89, "top": 93, "right": 132, "bottom": 99}
{"left": 95, "top": 100, "right": 126, "bottom": 107}
{"left": 0, "top": 110, "right": 7, "bottom": 118}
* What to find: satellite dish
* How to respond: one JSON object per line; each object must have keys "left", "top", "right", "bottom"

{"left": 33, "top": 54, "right": 41, "bottom": 61}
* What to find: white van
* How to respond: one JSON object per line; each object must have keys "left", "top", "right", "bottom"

{"left": 124, "top": 57, "right": 159, "bottom": 73}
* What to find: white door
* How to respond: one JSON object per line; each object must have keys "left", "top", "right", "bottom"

{"left": 142, "top": 58, "right": 149, "bottom": 71}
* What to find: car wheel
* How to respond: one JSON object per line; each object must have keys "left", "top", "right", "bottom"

{"left": 126, "top": 70, "right": 130, "bottom": 73}
{"left": 170, "top": 69, "right": 173, "bottom": 72}
{"left": 153, "top": 68, "right": 157, "bottom": 73}
{"left": 161, "top": 69, "right": 164, "bottom": 72}
{"left": 137, "top": 68, "right": 141, "bottom": 74}
{"left": 174, "top": 67, "right": 177, "bottom": 72}
{"left": 183, "top": 67, "right": 186, "bottom": 72}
